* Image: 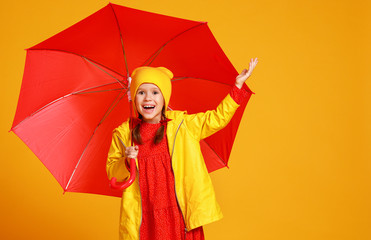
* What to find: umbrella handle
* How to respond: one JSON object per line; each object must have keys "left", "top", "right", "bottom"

{"left": 110, "top": 158, "right": 136, "bottom": 190}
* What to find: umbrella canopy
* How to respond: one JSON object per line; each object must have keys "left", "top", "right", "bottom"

{"left": 11, "top": 3, "right": 253, "bottom": 197}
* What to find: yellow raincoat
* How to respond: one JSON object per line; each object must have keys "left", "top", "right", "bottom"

{"left": 107, "top": 93, "right": 240, "bottom": 240}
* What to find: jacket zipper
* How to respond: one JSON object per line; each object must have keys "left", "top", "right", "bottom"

{"left": 170, "top": 120, "right": 188, "bottom": 238}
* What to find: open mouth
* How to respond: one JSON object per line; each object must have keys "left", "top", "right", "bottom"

{"left": 141, "top": 105, "right": 156, "bottom": 114}
{"left": 143, "top": 105, "right": 155, "bottom": 110}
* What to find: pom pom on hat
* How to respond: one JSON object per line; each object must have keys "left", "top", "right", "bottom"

{"left": 130, "top": 66, "right": 173, "bottom": 111}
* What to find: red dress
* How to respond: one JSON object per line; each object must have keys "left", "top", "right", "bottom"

{"left": 137, "top": 121, "right": 204, "bottom": 240}
{"left": 135, "top": 85, "right": 247, "bottom": 240}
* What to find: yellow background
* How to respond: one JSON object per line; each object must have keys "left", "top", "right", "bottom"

{"left": 1, "top": 0, "right": 370, "bottom": 239}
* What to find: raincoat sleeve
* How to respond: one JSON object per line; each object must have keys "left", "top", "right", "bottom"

{"left": 106, "top": 130, "right": 130, "bottom": 182}
{"left": 184, "top": 92, "right": 240, "bottom": 140}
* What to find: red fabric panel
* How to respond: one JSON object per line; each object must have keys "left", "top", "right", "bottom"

{"left": 30, "top": 5, "right": 125, "bottom": 75}
{"left": 13, "top": 91, "right": 124, "bottom": 195}
{"left": 66, "top": 90, "right": 129, "bottom": 196}
{"left": 12, "top": 50, "right": 128, "bottom": 196}
{"left": 12, "top": 50, "right": 124, "bottom": 129}
{"left": 203, "top": 87, "right": 252, "bottom": 171}
{"left": 111, "top": 3, "right": 202, "bottom": 72}
{"left": 150, "top": 24, "right": 237, "bottom": 85}
{"left": 170, "top": 78, "right": 229, "bottom": 114}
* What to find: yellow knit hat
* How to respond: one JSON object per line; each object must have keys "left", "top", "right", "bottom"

{"left": 130, "top": 66, "right": 173, "bottom": 112}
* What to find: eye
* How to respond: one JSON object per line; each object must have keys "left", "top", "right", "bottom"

{"left": 137, "top": 91, "right": 144, "bottom": 95}
{"left": 153, "top": 91, "right": 159, "bottom": 95}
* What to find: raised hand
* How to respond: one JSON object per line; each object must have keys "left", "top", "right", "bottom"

{"left": 235, "top": 58, "right": 258, "bottom": 89}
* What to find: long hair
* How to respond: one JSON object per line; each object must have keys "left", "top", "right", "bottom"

{"left": 132, "top": 107, "right": 166, "bottom": 145}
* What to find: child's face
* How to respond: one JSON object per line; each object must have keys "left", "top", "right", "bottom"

{"left": 135, "top": 83, "right": 165, "bottom": 123}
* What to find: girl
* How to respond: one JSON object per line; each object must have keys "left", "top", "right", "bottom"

{"left": 107, "top": 58, "right": 258, "bottom": 240}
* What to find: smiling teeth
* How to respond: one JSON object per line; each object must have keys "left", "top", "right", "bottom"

{"left": 143, "top": 105, "right": 155, "bottom": 109}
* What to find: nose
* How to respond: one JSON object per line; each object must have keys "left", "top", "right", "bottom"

{"left": 144, "top": 93, "right": 152, "bottom": 101}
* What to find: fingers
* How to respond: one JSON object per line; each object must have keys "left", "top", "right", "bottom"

{"left": 235, "top": 58, "right": 258, "bottom": 86}
{"left": 247, "top": 61, "right": 253, "bottom": 74}
{"left": 125, "top": 146, "right": 139, "bottom": 159}
{"left": 248, "top": 58, "right": 258, "bottom": 72}
{"left": 252, "top": 57, "right": 258, "bottom": 67}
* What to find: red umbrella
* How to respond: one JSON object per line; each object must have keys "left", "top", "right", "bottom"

{"left": 11, "top": 3, "right": 254, "bottom": 197}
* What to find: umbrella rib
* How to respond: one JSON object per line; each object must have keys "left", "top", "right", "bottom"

{"left": 64, "top": 89, "right": 127, "bottom": 191}
{"left": 202, "top": 140, "right": 228, "bottom": 168}
{"left": 71, "top": 81, "right": 126, "bottom": 95}
{"left": 28, "top": 49, "right": 125, "bottom": 80}
{"left": 73, "top": 88, "right": 123, "bottom": 95}
{"left": 82, "top": 57, "right": 127, "bottom": 88}
{"left": 12, "top": 94, "right": 73, "bottom": 131}
{"left": 98, "top": 89, "right": 128, "bottom": 126}
{"left": 142, "top": 22, "right": 207, "bottom": 66}
{"left": 109, "top": 4, "right": 129, "bottom": 77}
{"left": 171, "top": 76, "right": 231, "bottom": 86}
{"left": 11, "top": 82, "right": 124, "bottom": 131}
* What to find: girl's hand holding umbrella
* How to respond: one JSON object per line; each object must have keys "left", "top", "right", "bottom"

{"left": 235, "top": 58, "right": 258, "bottom": 89}
{"left": 125, "top": 145, "right": 139, "bottom": 159}
{"left": 110, "top": 145, "right": 139, "bottom": 190}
